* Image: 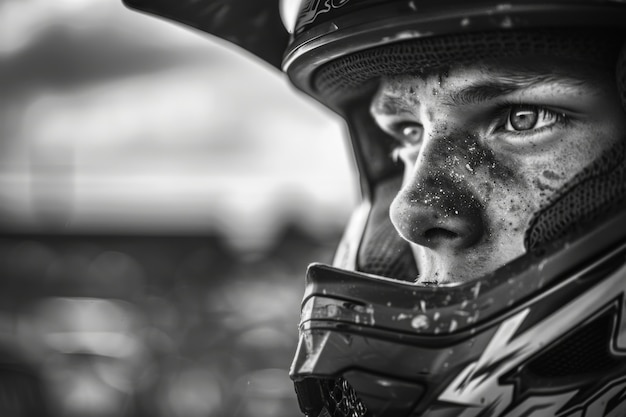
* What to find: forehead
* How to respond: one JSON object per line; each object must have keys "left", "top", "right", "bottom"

{"left": 372, "top": 57, "right": 612, "bottom": 110}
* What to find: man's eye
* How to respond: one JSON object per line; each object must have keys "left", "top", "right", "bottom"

{"left": 504, "top": 105, "right": 560, "bottom": 132}
{"left": 392, "top": 122, "right": 423, "bottom": 145}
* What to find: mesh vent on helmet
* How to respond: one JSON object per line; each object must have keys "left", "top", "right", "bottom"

{"left": 319, "top": 378, "right": 371, "bottom": 417}
{"left": 524, "top": 310, "right": 622, "bottom": 379}
{"left": 295, "top": 377, "right": 370, "bottom": 417}
{"left": 525, "top": 141, "right": 626, "bottom": 251}
{"left": 314, "top": 30, "right": 623, "bottom": 101}
{"left": 357, "top": 177, "right": 418, "bottom": 281}
{"left": 357, "top": 219, "right": 417, "bottom": 281}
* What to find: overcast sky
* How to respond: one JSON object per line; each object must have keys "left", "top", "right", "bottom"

{"left": 0, "top": 0, "right": 357, "bottom": 251}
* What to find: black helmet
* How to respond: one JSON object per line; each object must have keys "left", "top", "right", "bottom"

{"left": 123, "top": 1, "right": 626, "bottom": 415}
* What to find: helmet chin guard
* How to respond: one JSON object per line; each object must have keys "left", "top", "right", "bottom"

{"left": 291, "top": 210, "right": 626, "bottom": 417}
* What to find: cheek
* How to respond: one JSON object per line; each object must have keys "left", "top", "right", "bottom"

{"left": 479, "top": 178, "right": 537, "bottom": 238}
{"left": 526, "top": 126, "right": 622, "bottom": 207}
{"left": 524, "top": 130, "right": 625, "bottom": 249}
{"left": 478, "top": 126, "right": 622, "bottom": 241}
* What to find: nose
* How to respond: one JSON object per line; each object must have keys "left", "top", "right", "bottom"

{"left": 390, "top": 142, "right": 485, "bottom": 251}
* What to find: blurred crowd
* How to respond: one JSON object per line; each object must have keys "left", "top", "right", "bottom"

{"left": 0, "top": 224, "right": 340, "bottom": 417}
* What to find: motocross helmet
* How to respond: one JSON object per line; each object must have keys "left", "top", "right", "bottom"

{"left": 282, "top": 1, "right": 626, "bottom": 416}
{"left": 122, "top": 0, "right": 626, "bottom": 416}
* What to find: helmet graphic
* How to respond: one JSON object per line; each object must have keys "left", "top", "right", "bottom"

{"left": 122, "top": 1, "right": 626, "bottom": 416}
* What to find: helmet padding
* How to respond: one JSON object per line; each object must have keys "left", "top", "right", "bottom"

{"left": 314, "top": 30, "right": 624, "bottom": 103}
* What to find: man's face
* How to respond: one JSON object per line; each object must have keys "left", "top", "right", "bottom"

{"left": 370, "top": 57, "right": 626, "bottom": 284}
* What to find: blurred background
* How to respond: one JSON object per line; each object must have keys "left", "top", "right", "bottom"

{"left": 0, "top": 0, "right": 357, "bottom": 416}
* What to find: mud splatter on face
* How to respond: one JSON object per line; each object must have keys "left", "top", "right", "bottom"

{"left": 369, "top": 59, "right": 626, "bottom": 283}
{"left": 542, "top": 170, "right": 562, "bottom": 181}
{"left": 461, "top": 132, "right": 517, "bottom": 183}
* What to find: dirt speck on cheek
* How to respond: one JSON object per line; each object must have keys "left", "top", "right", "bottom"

{"left": 508, "top": 199, "right": 522, "bottom": 213}
{"left": 542, "top": 170, "right": 562, "bottom": 181}
{"left": 533, "top": 178, "right": 557, "bottom": 193}
{"left": 480, "top": 181, "right": 494, "bottom": 200}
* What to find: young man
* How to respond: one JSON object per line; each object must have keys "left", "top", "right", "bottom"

{"left": 369, "top": 45, "right": 626, "bottom": 284}
{"left": 125, "top": 1, "right": 626, "bottom": 415}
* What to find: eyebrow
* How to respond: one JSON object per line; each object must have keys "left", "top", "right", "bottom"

{"left": 372, "top": 72, "right": 592, "bottom": 115}
{"left": 446, "top": 74, "right": 589, "bottom": 106}
{"left": 370, "top": 94, "right": 413, "bottom": 116}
